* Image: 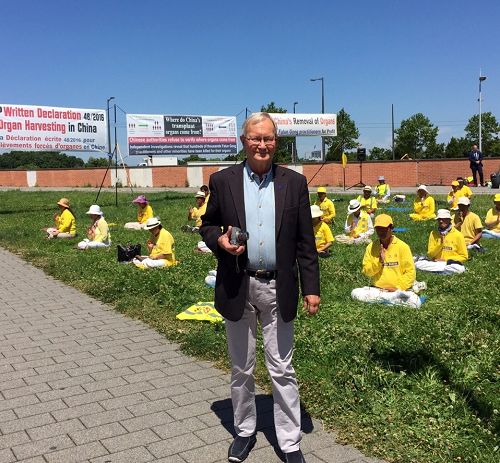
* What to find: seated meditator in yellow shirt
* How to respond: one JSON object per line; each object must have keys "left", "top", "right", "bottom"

{"left": 310, "top": 205, "right": 334, "bottom": 257}
{"left": 335, "top": 199, "right": 374, "bottom": 244}
{"left": 44, "top": 197, "right": 77, "bottom": 239}
{"left": 415, "top": 209, "right": 468, "bottom": 275}
{"left": 132, "top": 218, "right": 178, "bottom": 269}
{"left": 456, "top": 177, "right": 473, "bottom": 199}
{"left": 124, "top": 195, "right": 154, "bottom": 230}
{"left": 447, "top": 180, "right": 467, "bottom": 211}
{"left": 409, "top": 185, "right": 436, "bottom": 221}
{"left": 375, "top": 176, "right": 391, "bottom": 203}
{"left": 351, "top": 214, "right": 421, "bottom": 308}
{"left": 357, "top": 186, "right": 378, "bottom": 218}
{"left": 77, "top": 205, "right": 111, "bottom": 250}
{"left": 314, "top": 186, "right": 336, "bottom": 224}
{"left": 183, "top": 190, "right": 207, "bottom": 232}
{"left": 482, "top": 193, "right": 500, "bottom": 239}
{"left": 453, "top": 197, "right": 483, "bottom": 251}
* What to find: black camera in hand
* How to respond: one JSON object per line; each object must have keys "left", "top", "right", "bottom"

{"left": 230, "top": 227, "right": 249, "bottom": 245}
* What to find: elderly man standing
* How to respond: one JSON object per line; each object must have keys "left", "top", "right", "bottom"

{"left": 415, "top": 209, "right": 468, "bottom": 275}
{"left": 314, "top": 186, "right": 336, "bottom": 224}
{"left": 468, "top": 144, "right": 485, "bottom": 187}
{"left": 200, "top": 112, "right": 320, "bottom": 463}
{"left": 351, "top": 214, "right": 421, "bottom": 308}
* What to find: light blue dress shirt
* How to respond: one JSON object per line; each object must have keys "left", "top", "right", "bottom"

{"left": 243, "top": 162, "right": 276, "bottom": 270}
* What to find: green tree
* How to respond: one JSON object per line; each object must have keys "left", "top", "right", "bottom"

{"left": 85, "top": 156, "right": 109, "bottom": 167}
{"left": 178, "top": 155, "right": 207, "bottom": 165}
{"left": 464, "top": 112, "right": 500, "bottom": 155}
{"left": 394, "top": 113, "right": 439, "bottom": 159}
{"left": 445, "top": 137, "right": 470, "bottom": 158}
{"left": 0, "top": 151, "right": 84, "bottom": 169}
{"left": 369, "top": 147, "right": 393, "bottom": 160}
{"left": 324, "top": 108, "right": 359, "bottom": 161}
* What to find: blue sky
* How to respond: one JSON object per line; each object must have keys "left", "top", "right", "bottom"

{"left": 2, "top": 0, "right": 499, "bottom": 162}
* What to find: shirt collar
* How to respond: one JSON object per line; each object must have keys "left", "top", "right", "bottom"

{"left": 244, "top": 161, "right": 273, "bottom": 185}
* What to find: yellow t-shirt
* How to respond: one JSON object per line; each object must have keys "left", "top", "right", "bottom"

{"left": 362, "top": 236, "right": 415, "bottom": 290}
{"left": 191, "top": 201, "right": 207, "bottom": 227}
{"left": 453, "top": 212, "right": 482, "bottom": 244}
{"left": 447, "top": 189, "right": 466, "bottom": 210}
{"left": 314, "top": 197, "right": 336, "bottom": 223}
{"left": 484, "top": 208, "right": 500, "bottom": 233}
{"left": 375, "top": 183, "right": 390, "bottom": 199}
{"left": 458, "top": 185, "right": 473, "bottom": 198}
{"left": 411, "top": 196, "right": 436, "bottom": 220}
{"left": 427, "top": 227, "right": 468, "bottom": 262}
{"left": 138, "top": 204, "right": 154, "bottom": 224}
{"left": 356, "top": 195, "right": 378, "bottom": 213}
{"left": 150, "top": 228, "right": 177, "bottom": 266}
{"left": 57, "top": 209, "right": 76, "bottom": 234}
{"left": 313, "top": 221, "right": 334, "bottom": 250}
{"left": 346, "top": 211, "right": 372, "bottom": 237}
{"left": 93, "top": 217, "right": 110, "bottom": 243}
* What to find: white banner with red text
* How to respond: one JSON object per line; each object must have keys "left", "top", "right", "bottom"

{"left": 269, "top": 113, "right": 337, "bottom": 137}
{"left": 127, "top": 114, "right": 238, "bottom": 156}
{"left": 0, "top": 104, "right": 107, "bottom": 152}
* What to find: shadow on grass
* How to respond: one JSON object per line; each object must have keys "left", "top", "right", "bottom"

{"left": 373, "top": 349, "right": 498, "bottom": 433}
{"left": 211, "top": 394, "right": 315, "bottom": 461}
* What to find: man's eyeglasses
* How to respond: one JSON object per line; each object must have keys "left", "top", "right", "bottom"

{"left": 244, "top": 136, "right": 276, "bottom": 146}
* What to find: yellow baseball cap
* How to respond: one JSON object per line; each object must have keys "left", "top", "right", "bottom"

{"left": 374, "top": 214, "right": 393, "bottom": 228}
{"left": 317, "top": 186, "right": 327, "bottom": 193}
{"left": 451, "top": 180, "right": 459, "bottom": 186}
{"left": 494, "top": 193, "right": 500, "bottom": 202}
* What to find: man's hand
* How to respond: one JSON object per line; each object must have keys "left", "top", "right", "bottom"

{"left": 217, "top": 226, "right": 245, "bottom": 256}
{"left": 380, "top": 246, "right": 386, "bottom": 262}
{"left": 303, "top": 295, "right": 320, "bottom": 316}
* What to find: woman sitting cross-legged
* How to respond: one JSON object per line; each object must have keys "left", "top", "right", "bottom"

{"left": 44, "top": 197, "right": 76, "bottom": 239}
{"left": 132, "top": 217, "right": 178, "bottom": 269}
{"left": 77, "top": 205, "right": 111, "bottom": 250}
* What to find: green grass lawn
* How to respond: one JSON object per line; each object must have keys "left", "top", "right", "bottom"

{"left": 0, "top": 189, "right": 498, "bottom": 463}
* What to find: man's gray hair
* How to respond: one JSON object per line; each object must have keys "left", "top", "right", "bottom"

{"left": 241, "top": 112, "right": 278, "bottom": 137}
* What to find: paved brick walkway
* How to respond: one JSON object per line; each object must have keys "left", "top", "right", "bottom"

{"left": 0, "top": 247, "right": 386, "bottom": 463}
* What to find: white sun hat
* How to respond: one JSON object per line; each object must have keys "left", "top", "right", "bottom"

{"left": 86, "top": 205, "right": 103, "bottom": 216}
{"left": 347, "top": 199, "right": 362, "bottom": 214}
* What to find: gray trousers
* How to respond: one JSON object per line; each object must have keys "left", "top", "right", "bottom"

{"left": 225, "top": 276, "right": 301, "bottom": 453}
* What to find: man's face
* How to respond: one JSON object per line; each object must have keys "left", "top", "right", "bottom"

{"left": 495, "top": 201, "right": 500, "bottom": 211}
{"left": 363, "top": 190, "right": 371, "bottom": 198}
{"left": 241, "top": 118, "right": 276, "bottom": 174}
{"left": 472, "top": 144, "right": 478, "bottom": 151}
{"left": 195, "top": 197, "right": 204, "bottom": 207}
{"left": 437, "top": 218, "right": 451, "bottom": 230}
{"left": 375, "top": 225, "right": 391, "bottom": 241}
{"left": 417, "top": 189, "right": 426, "bottom": 198}
{"left": 317, "top": 192, "right": 326, "bottom": 201}
{"left": 458, "top": 204, "right": 469, "bottom": 214}
{"left": 452, "top": 185, "right": 458, "bottom": 192}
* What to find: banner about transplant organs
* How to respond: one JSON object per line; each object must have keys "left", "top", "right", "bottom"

{"left": 269, "top": 113, "right": 337, "bottom": 137}
{"left": 127, "top": 114, "right": 238, "bottom": 156}
{"left": 0, "top": 104, "right": 107, "bottom": 152}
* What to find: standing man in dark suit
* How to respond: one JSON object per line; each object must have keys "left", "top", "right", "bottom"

{"left": 468, "top": 144, "right": 485, "bottom": 187}
{"left": 200, "top": 112, "right": 320, "bottom": 463}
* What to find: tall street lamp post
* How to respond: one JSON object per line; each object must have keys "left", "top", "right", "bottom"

{"left": 310, "top": 77, "right": 325, "bottom": 161}
{"left": 106, "top": 97, "right": 115, "bottom": 156}
{"left": 293, "top": 102, "right": 298, "bottom": 163}
{"left": 479, "top": 73, "right": 487, "bottom": 152}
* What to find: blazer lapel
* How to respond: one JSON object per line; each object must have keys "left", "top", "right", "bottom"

{"left": 228, "top": 163, "right": 246, "bottom": 230}
{"left": 274, "top": 165, "right": 287, "bottom": 237}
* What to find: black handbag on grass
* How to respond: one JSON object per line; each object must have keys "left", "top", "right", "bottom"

{"left": 117, "top": 243, "right": 141, "bottom": 262}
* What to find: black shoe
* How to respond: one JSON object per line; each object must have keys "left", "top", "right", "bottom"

{"left": 285, "top": 449, "right": 306, "bottom": 463}
{"left": 228, "top": 435, "right": 257, "bottom": 462}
